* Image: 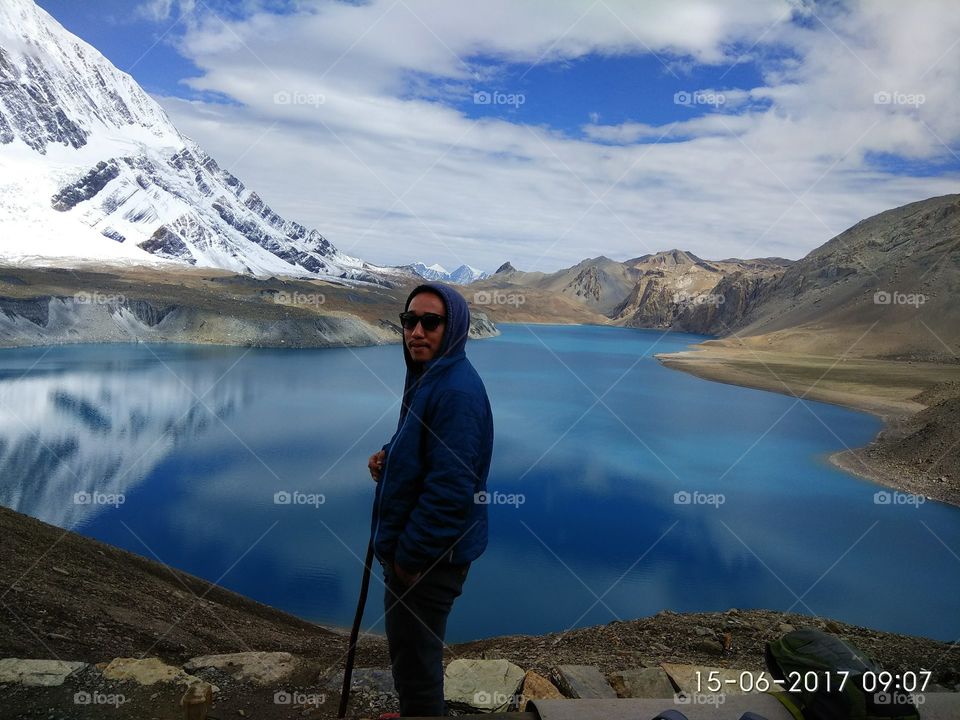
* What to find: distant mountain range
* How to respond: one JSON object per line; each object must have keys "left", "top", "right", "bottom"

{"left": 404, "top": 262, "right": 489, "bottom": 285}
{"left": 477, "top": 193, "right": 959, "bottom": 361}
{"left": 476, "top": 250, "right": 793, "bottom": 327}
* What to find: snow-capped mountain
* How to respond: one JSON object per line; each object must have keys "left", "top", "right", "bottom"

{"left": 0, "top": 0, "right": 388, "bottom": 283}
{"left": 409, "top": 262, "right": 450, "bottom": 281}
{"left": 448, "top": 264, "right": 489, "bottom": 284}
{"left": 408, "top": 262, "right": 489, "bottom": 284}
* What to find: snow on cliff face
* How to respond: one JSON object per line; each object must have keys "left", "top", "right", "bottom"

{"left": 0, "top": 0, "right": 385, "bottom": 281}
{"left": 409, "top": 262, "right": 489, "bottom": 284}
{"left": 0, "top": 0, "right": 179, "bottom": 153}
{"left": 447, "top": 264, "right": 489, "bottom": 284}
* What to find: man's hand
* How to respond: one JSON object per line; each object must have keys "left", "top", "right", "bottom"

{"left": 393, "top": 560, "right": 422, "bottom": 587}
{"left": 368, "top": 449, "right": 385, "bottom": 482}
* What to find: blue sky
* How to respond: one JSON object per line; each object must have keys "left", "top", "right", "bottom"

{"left": 33, "top": 0, "right": 960, "bottom": 271}
{"left": 458, "top": 56, "right": 768, "bottom": 137}
{"left": 37, "top": 0, "right": 769, "bottom": 136}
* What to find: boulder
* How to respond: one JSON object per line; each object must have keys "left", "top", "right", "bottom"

{"left": 444, "top": 658, "right": 524, "bottom": 712}
{"left": 184, "top": 651, "right": 297, "bottom": 686}
{"left": 550, "top": 665, "right": 617, "bottom": 699}
{"left": 0, "top": 658, "right": 86, "bottom": 687}
{"left": 100, "top": 657, "right": 201, "bottom": 686}
{"left": 518, "top": 669, "right": 564, "bottom": 711}
{"left": 609, "top": 667, "right": 676, "bottom": 698}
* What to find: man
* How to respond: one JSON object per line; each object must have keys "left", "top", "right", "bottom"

{"left": 367, "top": 282, "right": 493, "bottom": 717}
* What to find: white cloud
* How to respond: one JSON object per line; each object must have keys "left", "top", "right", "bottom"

{"left": 136, "top": 0, "right": 173, "bottom": 22}
{"left": 136, "top": 0, "right": 196, "bottom": 23}
{"left": 151, "top": 0, "right": 960, "bottom": 272}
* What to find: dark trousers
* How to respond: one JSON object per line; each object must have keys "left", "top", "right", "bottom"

{"left": 383, "top": 560, "right": 470, "bottom": 717}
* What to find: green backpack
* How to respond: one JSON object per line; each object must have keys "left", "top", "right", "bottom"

{"left": 764, "top": 628, "right": 921, "bottom": 720}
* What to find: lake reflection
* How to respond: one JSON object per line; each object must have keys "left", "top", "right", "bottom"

{"left": 1, "top": 327, "right": 958, "bottom": 642}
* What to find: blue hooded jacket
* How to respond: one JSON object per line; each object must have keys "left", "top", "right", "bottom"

{"left": 371, "top": 283, "right": 493, "bottom": 572}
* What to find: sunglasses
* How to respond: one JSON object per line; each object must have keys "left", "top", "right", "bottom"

{"left": 399, "top": 311, "right": 446, "bottom": 332}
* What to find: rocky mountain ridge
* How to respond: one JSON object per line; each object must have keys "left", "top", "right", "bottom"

{"left": 709, "top": 193, "right": 960, "bottom": 358}
{"left": 484, "top": 193, "right": 959, "bottom": 362}
{"left": 477, "top": 250, "right": 793, "bottom": 327}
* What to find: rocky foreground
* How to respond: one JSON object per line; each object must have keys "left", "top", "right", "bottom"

{"left": 2, "top": 505, "right": 959, "bottom": 719}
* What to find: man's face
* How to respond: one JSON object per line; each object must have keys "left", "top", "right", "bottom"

{"left": 404, "top": 292, "right": 446, "bottom": 362}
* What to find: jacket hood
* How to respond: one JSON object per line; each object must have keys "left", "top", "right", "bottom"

{"left": 404, "top": 282, "right": 470, "bottom": 361}
{"left": 398, "top": 283, "right": 471, "bottom": 421}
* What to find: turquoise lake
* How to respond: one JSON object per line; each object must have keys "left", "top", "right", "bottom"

{"left": 1, "top": 324, "right": 958, "bottom": 643}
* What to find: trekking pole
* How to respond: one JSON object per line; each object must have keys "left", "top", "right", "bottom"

{"left": 338, "top": 535, "right": 375, "bottom": 718}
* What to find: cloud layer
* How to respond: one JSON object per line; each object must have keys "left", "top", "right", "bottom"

{"left": 150, "top": 0, "right": 960, "bottom": 271}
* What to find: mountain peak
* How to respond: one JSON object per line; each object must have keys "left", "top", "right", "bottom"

{"left": 0, "top": 0, "right": 180, "bottom": 154}
{"left": 407, "top": 262, "right": 488, "bottom": 284}
{"left": 0, "top": 0, "right": 386, "bottom": 283}
{"left": 626, "top": 249, "right": 707, "bottom": 268}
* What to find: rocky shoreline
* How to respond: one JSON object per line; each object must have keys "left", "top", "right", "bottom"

{"left": 656, "top": 346, "right": 960, "bottom": 508}
{"left": 828, "top": 382, "right": 960, "bottom": 507}
{"left": 0, "top": 264, "right": 499, "bottom": 350}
